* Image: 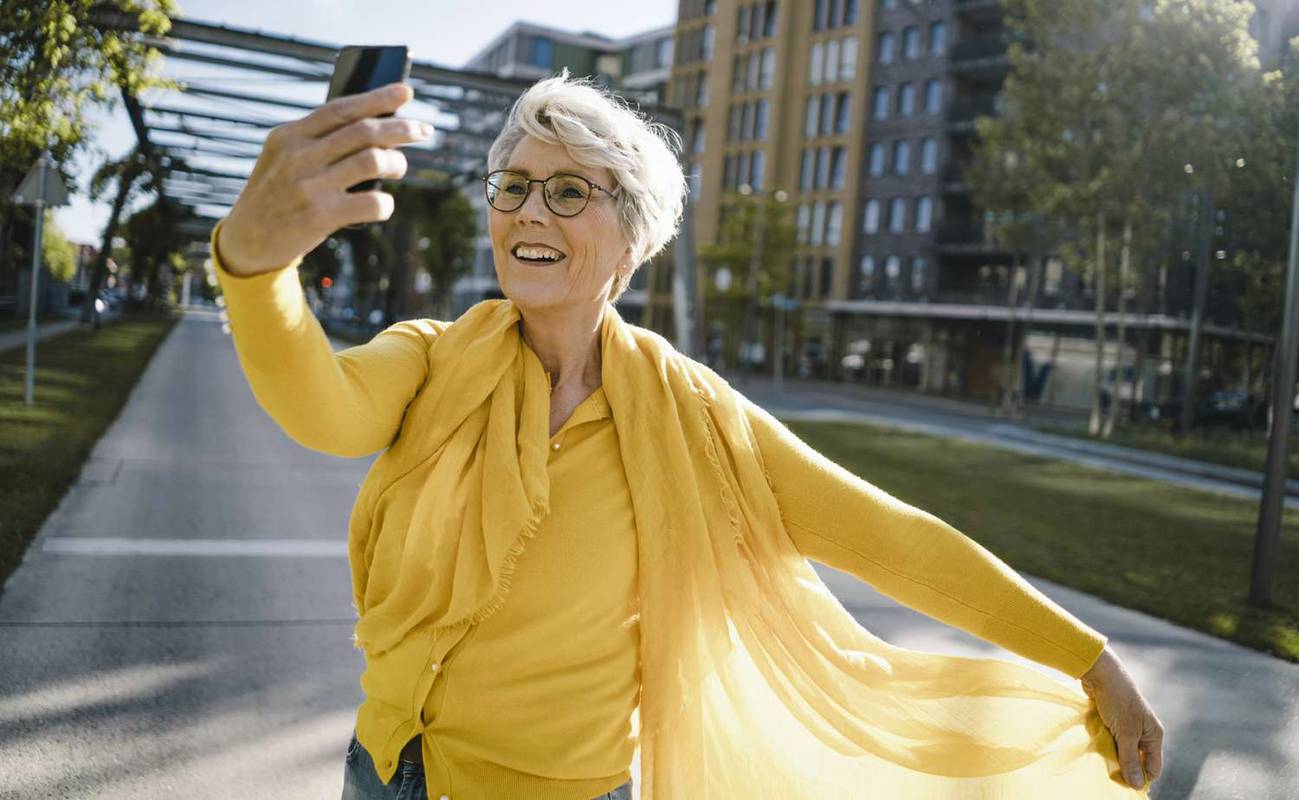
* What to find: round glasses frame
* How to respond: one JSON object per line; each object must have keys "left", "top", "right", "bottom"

{"left": 481, "top": 169, "right": 619, "bottom": 218}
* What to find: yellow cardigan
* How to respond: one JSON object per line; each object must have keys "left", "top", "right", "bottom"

{"left": 212, "top": 222, "right": 1110, "bottom": 798}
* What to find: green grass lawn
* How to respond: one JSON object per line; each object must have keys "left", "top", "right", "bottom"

{"left": 0, "top": 311, "right": 71, "bottom": 333}
{"left": 0, "top": 310, "right": 179, "bottom": 591}
{"left": 782, "top": 419, "right": 1299, "bottom": 665}
{"left": 1038, "top": 419, "right": 1299, "bottom": 480}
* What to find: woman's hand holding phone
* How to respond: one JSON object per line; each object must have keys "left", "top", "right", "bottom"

{"left": 216, "top": 82, "right": 432, "bottom": 277}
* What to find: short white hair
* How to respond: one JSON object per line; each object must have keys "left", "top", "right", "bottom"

{"left": 486, "top": 69, "right": 688, "bottom": 303}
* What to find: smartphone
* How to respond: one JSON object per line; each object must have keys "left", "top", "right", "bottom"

{"left": 326, "top": 45, "right": 413, "bottom": 194}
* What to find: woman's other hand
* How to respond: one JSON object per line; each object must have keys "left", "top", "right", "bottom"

{"left": 217, "top": 82, "right": 432, "bottom": 276}
{"left": 1080, "top": 645, "right": 1165, "bottom": 790}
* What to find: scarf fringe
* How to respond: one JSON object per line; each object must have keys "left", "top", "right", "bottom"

{"left": 441, "top": 492, "right": 552, "bottom": 635}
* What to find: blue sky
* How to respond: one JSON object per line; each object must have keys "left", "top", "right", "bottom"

{"left": 54, "top": 0, "right": 677, "bottom": 244}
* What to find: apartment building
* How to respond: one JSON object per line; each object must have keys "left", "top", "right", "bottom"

{"left": 453, "top": 21, "right": 676, "bottom": 318}
{"left": 666, "top": 0, "right": 1275, "bottom": 408}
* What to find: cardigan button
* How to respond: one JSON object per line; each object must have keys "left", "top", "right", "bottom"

{"left": 551, "top": 441, "right": 561, "bottom": 450}
{"left": 430, "top": 662, "right": 440, "bottom": 673}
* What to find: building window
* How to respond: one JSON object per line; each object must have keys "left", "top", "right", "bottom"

{"left": 930, "top": 21, "right": 946, "bottom": 56}
{"left": 826, "top": 202, "right": 843, "bottom": 246}
{"left": 925, "top": 79, "right": 942, "bottom": 114}
{"left": 914, "top": 196, "right": 932, "bottom": 233}
{"left": 747, "top": 50, "right": 761, "bottom": 89}
{"left": 805, "top": 95, "right": 820, "bottom": 138}
{"left": 763, "top": 1, "right": 778, "bottom": 37}
{"left": 815, "top": 145, "right": 831, "bottom": 189}
{"left": 820, "top": 258, "right": 833, "bottom": 298}
{"left": 877, "top": 32, "right": 895, "bottom": 64}
{"left": 755, "top": 98, "right": 769, "bottom": 140}
{"left": 796, "top": 203, "right": 811, "bottom": 244}
{"left": 809, "top": 42, "right": 825, "bottom": 85}
{"left": 820, "top": 91, "right": 835, "bottom": 135}
{"left": 751, "top": 149, "right": 766, "bottom": 190}
{"left": 815, "top": 0, "right": 831, "bottom": 32}
{"left": 902, "top": 25, "right": 920, "bottom": 59}
{"left": 885, "top": 255, "right": 901, "bottom": 291}
{"left": 811, "top": 201, "right": 826, "bottom": 245}
{"left": 868, "top": 142, "right": 886, "bottom": 176}
{"left": 898, "top": 83, "right": 915, "bottom": 116}
{"left": 911, "top": 256, "right": 928, "bottom": 293}
{"left": 872, "top": 86, "right": 889, "bottom": 120}
{"left": 759, "top": 47, "right": 775, "bottom": 89}
{"left": 800, "top": 148, "right": 814, "bottom": 189}
{"left": 889, "top": 197, "right": 906, "bottom": 233}
{"left": 825, "top": 39, "right": 840, "bottom": 82}
{"left": 830, "top": 146, "right": 846, "bottom": 189}
{"left": 834, "top": 92, "right": 851, "bottom": 133}
{"left": 892, "top": 139, "right": 910, "bottom": 175}
{"left": 531, "top": 36, "right": 553, "bottom": 68}
{"left": 858, "top": 254, "right": 875, "bottom": 295}
{"left": 920, "top": 137, "right": 938, "bottom": 173}
{"left": 863, "top": 199, "right": 880, "bottom": 234}
{"left": 738, "top": 150, "right": 752, "bottom": 188}
{"left": 703, "top": 24, "right": 716, "bottom": 59}
{"left": 729, "top": 104, "right": 741, "bottom": 141}
{"left": 840, "top": 37, "right": 858, "bottom": 80}
{"left": 802, "top": 256, "right": 815, "bottom": 297}
{"left": 737, "top": 5, "right": 750, "bottom": 43}
{"left": 697, "top": 73, "right": 709, "bottom": 106}
{"left": 844, "top": 0, "right": 858, "bottom": 25}
{"left": 723, "top": 154, "right": 734, "bottom": 189}
{"left": 692, "top": 124, "right": 706, "bottom": 154}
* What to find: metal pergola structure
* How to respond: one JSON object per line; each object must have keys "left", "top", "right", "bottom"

{"left": 87, "top": 10, "right": 682, "bottom": 242}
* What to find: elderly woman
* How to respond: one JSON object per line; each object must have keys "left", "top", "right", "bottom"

{"left": 212, "top": 73, "right": 1163, "bottom": 799}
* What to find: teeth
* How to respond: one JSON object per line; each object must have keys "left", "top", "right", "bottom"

{"left": 514, "top": 245, "right": 565, "bottom": 261}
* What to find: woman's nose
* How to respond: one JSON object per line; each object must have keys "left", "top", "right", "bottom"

{"left": 515, "top": 184, "right": 551, "bottom": 225}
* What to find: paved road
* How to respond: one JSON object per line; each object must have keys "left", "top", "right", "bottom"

{"left": 1, "top": 307, "right": 1295, "bottom": 799}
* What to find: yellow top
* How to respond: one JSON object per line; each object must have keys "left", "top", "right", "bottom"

{"left": 212, "top": 220, "right": 1114, "bottom": 799}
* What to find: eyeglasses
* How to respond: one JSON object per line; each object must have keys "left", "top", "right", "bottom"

{"left": 482, "top": 169, "right": 619, "bottom": 218}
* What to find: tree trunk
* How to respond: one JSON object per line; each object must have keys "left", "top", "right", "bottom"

{"left": 1102, "top": 218, "right": 1133, "bottom": 438}
{"left": 81, "top": 166, "right": 135, "bottom": 328}
{"left": 1088, "top": 211, "right": 1108, "bottom": 436}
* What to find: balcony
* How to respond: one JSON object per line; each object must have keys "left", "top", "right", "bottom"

{"left": 940, "top": 161, "right": 971, "bottom": 193}
{"left": 953, "top": 0, "right": 1004, "bottom": 23}
{"left": 946, "top": 94, "right": 1001, "bottom": 134}
{"left": 934, "top": 221, "right": 1008, "bottom": 255}
{"left": 949, "top": 34, "right": 1013, "bottom": 74}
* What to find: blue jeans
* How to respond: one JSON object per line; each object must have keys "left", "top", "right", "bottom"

{"left": 341, "top": 730, "right": 633, "bottom": 800}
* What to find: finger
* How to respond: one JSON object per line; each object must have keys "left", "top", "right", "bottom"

{"left": 1141, "top": 725, "right": 1164, "bottom": 781}
{"left": 309, "top": 117, "right": 432, "bottom": 169}
{"left": 297, "top": 82, "right": 413, "bottom": 140}
{"left": 329, "top": 190, "right": 396, "bottom": 227}
{"left": 318, "top": 147, "right": 408, "bottom": 193}
{"left": 1116, "top": 734, "right": 1145, "bottom": 789}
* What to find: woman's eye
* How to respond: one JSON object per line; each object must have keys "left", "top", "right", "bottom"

{"left": 504, "top": 183, "right": 527, "bottom": 195}
{"left": 560, "top": 187, "right": 584, "bottom": 198}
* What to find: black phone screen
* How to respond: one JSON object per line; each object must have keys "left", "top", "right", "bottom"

{"left": 326, "top": 45, "right": 412, "bottom": 194}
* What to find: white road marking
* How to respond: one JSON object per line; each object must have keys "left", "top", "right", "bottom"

{"left": 41, "top": 538, "right": 346, "bottom": 557}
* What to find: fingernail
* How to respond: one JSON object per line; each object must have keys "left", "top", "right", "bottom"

{"left": 419, "top": 122, "right": 434, "bottom": 138}
{"left": 1128, "top": 770, "right": 1144, "bottom": 788}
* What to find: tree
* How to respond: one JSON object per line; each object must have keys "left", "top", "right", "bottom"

{"left": 386, "top": 172, "right": 476, "bottom": 321}
{"left": 982, "top": 0, "right": 1260, "bottom": 437}
{"left": 122, "top": 193, "right": 193, "bottom": 309}
{"left": 699, "top": 190, "right": 797, "bottom": 370}
{"left": 82, "top": 145, "right": 172, "bottom": 325}
{"left": 41, "top": 210, "right": 78, "bottom": 282}
{"left": 0, "top": 1, "right": 178, "bottom": 300}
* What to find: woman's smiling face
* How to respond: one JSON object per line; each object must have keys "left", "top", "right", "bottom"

{"left": 488, "top": 135, "right": 631, "bottom": 313}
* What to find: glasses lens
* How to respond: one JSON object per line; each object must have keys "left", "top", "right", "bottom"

{"left": 486, "top": 171, "right": 529, "bottom": 210}
{"left": 545, "top": 174, "right": 591, "bottom": 216}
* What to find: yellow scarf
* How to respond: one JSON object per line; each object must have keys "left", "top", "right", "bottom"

{"left": 347, "top": 298, "right": 1146, "bottom": 799}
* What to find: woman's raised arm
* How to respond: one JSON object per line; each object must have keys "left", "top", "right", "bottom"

{"left": 741, "top": 393, "right": 1108, "bottom": 680}
{"left": 212, "top": 220, "right": 446, "bottom": 458}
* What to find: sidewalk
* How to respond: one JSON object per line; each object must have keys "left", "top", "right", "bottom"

{"left": 727, "top": 371, "right": 1299, "bottom": 508}
{"left": 0, "top": 318, "right": 82, "bottom": 352}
